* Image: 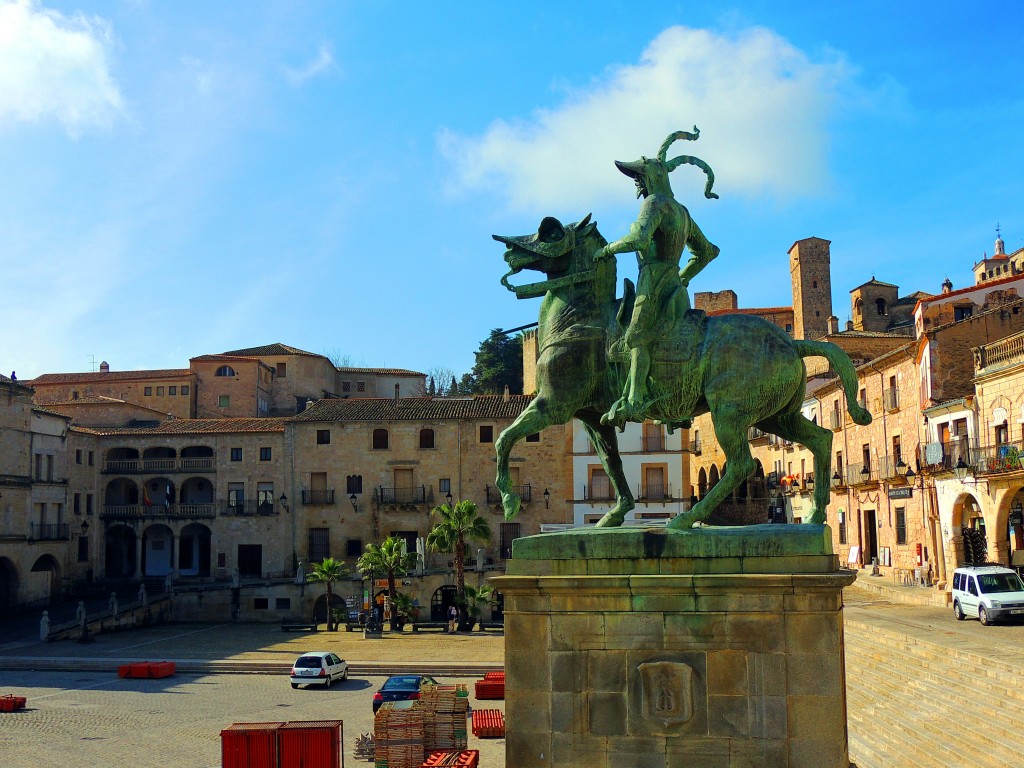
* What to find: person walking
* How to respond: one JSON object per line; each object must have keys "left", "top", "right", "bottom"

{"left": 447, "top": 603, "right": 458, "bottom": 633}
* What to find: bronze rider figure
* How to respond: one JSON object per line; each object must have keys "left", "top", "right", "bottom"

{"left": 594, "top": 128, "right": 720, "bottom": 428}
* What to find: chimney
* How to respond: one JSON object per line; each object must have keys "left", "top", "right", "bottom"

{"left": 827, "top": 316, "right": 839, "bottom": 335}
{"left": 503, "top": 384, "right": 510, "bottom": 403}
{"left": 99, "top": 361, "right": 110, "bottom": 373}
{"left": 394, "top": 383, "right": 400, "bottom": 401}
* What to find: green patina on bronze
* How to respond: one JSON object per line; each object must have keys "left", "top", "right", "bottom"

{"left": 493, "top": 129, "right": 871, "bottom": 531}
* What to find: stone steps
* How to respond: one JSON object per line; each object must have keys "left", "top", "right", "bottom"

{"left": 845, "top": 621, "right": 1024, "bottom": 768}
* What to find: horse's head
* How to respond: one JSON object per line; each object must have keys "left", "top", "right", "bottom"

{"left": 493, "top": 214, "right": 605, "bottom": 298}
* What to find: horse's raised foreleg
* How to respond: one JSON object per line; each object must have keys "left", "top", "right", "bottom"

{"left": 495, "top": 399, "right": 554, "bottom": 521}
{"left": 668, "top": 403, "right": 755, "bottom": 529}
{"left": 758, "top": 412, "right": 833, "bottom": 524}
{"left": 578, "top": 411, "right": 635, "bottom": 527}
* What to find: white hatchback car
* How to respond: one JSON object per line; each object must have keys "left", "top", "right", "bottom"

{"left": 290, "top": 652, "right": 348, "bottom": 688}
{"left": 952, "top": 565, "right": 1024, "bottom": 625}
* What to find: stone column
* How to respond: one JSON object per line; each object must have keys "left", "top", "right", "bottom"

{"left": 492, "top": 525, "right": 855, "bottom": 768}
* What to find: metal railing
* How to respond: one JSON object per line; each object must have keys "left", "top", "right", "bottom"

{"left": 29, "top": 523, "right": 69, "bottom": 541}
{"left": 583, "top": 478, "right": 615, "bottom": 501}
{"left": 917, "top": 437, "right": 976, "bottom": 472}
{"left": 689, "top": 439, "right": 701, "bottom": 455}
{"left": 748, "top": 427, "right": 769, "bottom": 442}
{"left": 828, "top": 412, "right": 843, "bottom": 431}
{"left": 222, "top": 500, "right": 278, "bottom": 516}
{"left": 302, "top": 489, "right": 336, "bottom": 505}
{"left": 375, "top": 486, "right": 427, "bottom": 505}
{"left": 973, "top": 440, "right": 1024, "bottom": 476}
{"left": 846, "top": 462, "right": 878, "bottom": 486}
{"left": 638, "top": 483, "right": 671, "bottom": 501}
{"left": 485, "top": 484, "right": 531, "bottom": 504}
{"left": 102, "top": 456, "right": 215, "bottom": 473}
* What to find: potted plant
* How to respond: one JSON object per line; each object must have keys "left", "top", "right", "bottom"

{"left": 457, "top": 584, "right": 494, "bottom": 632}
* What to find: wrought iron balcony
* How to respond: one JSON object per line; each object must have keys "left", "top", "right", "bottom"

{"left": 643, "top": 435, "right": 665, "bottom": 452}
{"left": 29, "top": 523, "right": 69, "bottom": 541}
{"left": 747, "top": 427, "right": 769, "bottom": 442}
{"left": 583, "top": 479, "right": 615, "bottom": 501}
{"left": 974, "top": 440, "right": 1024, "bottom": 476}
{"left": 846, "top": 462, "right": 879, "bottom": 486}
{"left": 302, "top": 489, "right": 336, "bottom": 505}
{"left": 221, "top": 500, "right": 278, "bottom": 516}
{"left": 638, "top": 483, "right": 671, "bottom": 501}
{"left": 917, "top": 437, "right": 976, "bottom": 473}
{"left": 486, "top": 484, "right": 531, "bottom": 504}
{"left": 375, "top": 486, "right": 427, "bottom": 505}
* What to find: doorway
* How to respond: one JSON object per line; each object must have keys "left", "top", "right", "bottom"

{"left": 862, "top": 509, "right": 878, "bottom": 565}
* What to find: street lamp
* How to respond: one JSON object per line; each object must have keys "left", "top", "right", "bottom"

{"left": 954, "top": 458, "right": 971, "bottom": 483}
{"left": 279, "top": 493, "right": 289, "bottom": 513}
{"left": 831, "top": 471, "right": 843, "bottom": 490}
{"left": 81, "top": 519, "right": 89, "bottom": 534}
{"left": 446, "top": 491, "right": 453, "bottom": 507}
{"left": 895, "top": 458, "right": 908, "bottom": 478}
{"left": 350, "top": 493, "right": 358, "bottom": 512}
{"left": 543, "top": 488, "right": 550, "bottom": 508}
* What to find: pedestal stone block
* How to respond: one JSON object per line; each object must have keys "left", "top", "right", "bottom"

{"left": 491, "top": 524, "right": 856, "bottom": 768}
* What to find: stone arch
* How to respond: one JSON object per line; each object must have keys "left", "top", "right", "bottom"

{"left": 142, "top": 523, "right": 174, "bottom": 577}
{"left": 105, "top": 524, "right": 137, "bottom": 578}
{"left": 105, "top": 478, "right": 139, "bottom": 507}
{"left": 697, "top": 468, "right": 708, "bottom": 499}
{"left": 950, "top": 492, "right": 985, "bottom": 567}
{"left": 105, "top": 446, "right": 139, "bottom": 472}
{"left": 30, "top": 554, "right": 61, "bottom": 606}
{"left": 431, "top": 584, "right": 458, "bottom": 622}
{"left": 875, "top": 297, "right": 887, "bottom": 316}
{"left": 142, "top": 446, "right": 176, "bottom": 471}
{"left": 994, "top": 486, "right": 1024, "bottom": 567}
{"left": 180, "top": 476, "right": 213, "bottom": 505}
{"left": 141, "top": 477, "right": 175, "bottom": 508}
{"left": 0, "top": 557, "right": 20, "bottom": 618}
{"left": 709, "top": 465, "right": 720, "bottom": 489}
{"left": 178, "top": 522, "right": 212, "bottom": 577}
{"left": 313, "top": 591, "right": 347, "bottom": 624}
{"left": 180, "top": 445, "right": 214, "bottom": 471}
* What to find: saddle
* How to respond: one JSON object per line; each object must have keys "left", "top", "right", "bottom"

{"left": 608, "top": 279, "right": 707, "bottom": 366}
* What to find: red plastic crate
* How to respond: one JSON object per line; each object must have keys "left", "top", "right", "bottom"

{"left": 473, "top": 680, "right": 504, "bottom": 700}
{"left": 278, "top": 720, "right": 343, "bottom": 768}
{"left": 470, "top": 709, "right": 504, "bottom": 738}
{"left": 421, "top": 750, "right": 479, "bottom": 767}
{"left": 0, "top": 696, "right": 27, "bottom": 712}
{"left": 149, "top": 661, "right": 176, "bottom": 679}
{"left": 221, "top": 722, "right": 283, "bottom": 768}
{"left": 482, "top": 671, "right": 505, "bottom": 681}
{"left": 129, "top": 663, "right": 151, "bottom": 679}
{"left": 117, "top": 664, "right": 131, "bottom": 678}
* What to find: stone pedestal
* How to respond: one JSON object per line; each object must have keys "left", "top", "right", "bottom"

{"left": 491, "top": 525, "right": 856, "bottom": 768}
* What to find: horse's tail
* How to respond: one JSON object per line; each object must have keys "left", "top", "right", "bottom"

{"left": 792, "top": 340, "right": 872, "bottom": 425}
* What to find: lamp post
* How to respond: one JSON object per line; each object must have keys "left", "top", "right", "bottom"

{"left": 954, "top": 458, "right": 971, "bottom": 483}
{"left": 831, "top": 471, "right": 843, "bottom": 491}
{"left": 543, "top": 488, "right": 550, "bottom": 508}
{"left": 279, "top": 493, "right": 289, "bottom": 513}
{"left": 350, "top": 493, "right": 358, "bottom": 512}
{"left": 446, "top": 491, "right": 453, "bottom": 508}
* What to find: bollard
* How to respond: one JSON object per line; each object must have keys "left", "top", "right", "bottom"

{"left": 40, "top": 610, "right": 50, "bottom": 641}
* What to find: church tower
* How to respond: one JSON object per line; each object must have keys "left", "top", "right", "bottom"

{"left": 789, "top": 237, "right": 833, "bottom": 340}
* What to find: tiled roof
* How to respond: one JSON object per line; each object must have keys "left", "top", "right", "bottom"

{"left": 32, "top": 406, "right": 71, "bottom": 420}
{"left": 88, "top": 418, "right": 289, "bottom": 436}
{"left": 832, "top": 329, "right": 912, "bottom": 339}
{"left": 850, "top": 277, "right": 899, "bottom": 291}
{"left": 189, "top": 354, "right": 269, "bottom": 364}
{"left": 38, "top": 395, "right": 127, "bottom": 405}
{"left": 221, "top": 343, "right": 321, "bottom": 357}
{"left": 295, "top": 395, "right": 533, "bottom": 422}
{"left": 30, "top": 369, "right": 193, "bottom": 385}
{"left": 916, "top": 271, "right": 1024, "bottom": 309}
{"left": 0, "top": 373, "right": 32, "bottom": 392}
{"left": 706, "top": 306, "right": 792, "bottom": 317}
{"left": 337, "top": 367, "right": 427, "bottom": 376}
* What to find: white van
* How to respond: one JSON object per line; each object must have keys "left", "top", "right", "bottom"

{"left": 951, "top": 565, "right": 1024, "bottom": 625}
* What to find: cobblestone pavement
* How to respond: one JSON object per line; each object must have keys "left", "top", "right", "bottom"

{"left": 0, "top": 670, "right": 504, "bottom": 768}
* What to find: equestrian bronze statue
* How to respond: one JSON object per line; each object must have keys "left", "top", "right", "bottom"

{"left": 492, "top": 130, "right": 870, "bottom": 530}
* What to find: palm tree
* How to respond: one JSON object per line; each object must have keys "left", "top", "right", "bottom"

{"left": 427, "top": 499, "right": 491, "bottom": 628}
{"left": 308, "top": 557, "right": 349, "bottom": 631}
{"left": 458, "top": 584, "right": 494, "bottom": 630}
{"left": 356, "top": 537, "right": 417, "bottom": 631}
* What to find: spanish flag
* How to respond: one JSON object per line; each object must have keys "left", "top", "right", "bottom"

{"left": 143, "top": 487, "right": 153, "bottom": 506}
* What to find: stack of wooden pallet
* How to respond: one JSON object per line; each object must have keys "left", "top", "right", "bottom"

{"left": 470, "top": 709, "right": 505, "bottom": 738}
{"left": 421, "top": 685, "right": 468, "bottom": 752}
{"left": 374, "top": 700, "right": 424, "bottom": 768}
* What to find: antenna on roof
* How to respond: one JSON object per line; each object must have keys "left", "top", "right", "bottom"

{"left": 87, "top": 354, "right": 96, "bottom": 372}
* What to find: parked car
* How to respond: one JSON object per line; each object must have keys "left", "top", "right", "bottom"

{"left": 952, "top": 565, "right": 1024, "bottom": 625}
{"left": 372, "top": 674, "right": 438, "bottom": 712}
{"left": 290, "top": 652, "right": 348, "bottom": 688}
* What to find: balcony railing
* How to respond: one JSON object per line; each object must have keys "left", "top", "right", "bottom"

{"left": 638, "top": 483, "right": 671, "bottom": 501}
{"left": 828, "top": 412, "right": 843, "bottom": 432}
{"left": 583, "top": 479, "right": 615, "bottom": 501}
{"left": 976, "top": 332, "right": 1024, "bottom": 370}
{"left": 878, "top": 455, "right": 909, "bottom": 481}
{"left": 101, "top": 504, "right": 217, "bottom": 519}
{"left": 643, "top": 435, "right": 665, "bottom": 452}
{"left": 302, "top": 489, "right": 336, "bottom": 505}
{"left": 222, "top": 500, "right": 278, "bottom": 516}
{"left": 882, "top": 387, "right": 900, "bottom": 412}
{"left": 29, "top": 523, "right": 69, "bottom": 541}
{"left": 974, "top": 441, "right": 1024, "bottom": 476}
{"left": 748, "top": 427, "right": 769, "bottom": 442}
{"left": 486, "top": 484, "right": 532, "bottom": 504}
{"left": 846, "top": 462, "right": 879, "bottom": 486}
{"left": 375, "top": 486, "right": 427, "bottom": 505}
{"left": 102, "top": 457, "right": 215, "bottom": 474}
{"left": 917, "top": 437, "right": 976, "bottom": 473}
{"left": 689, "top": 439, "right": 702, "bottom": 455}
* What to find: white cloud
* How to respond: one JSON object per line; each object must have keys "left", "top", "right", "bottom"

{"left": 0, "top": 0, "right": 122, "bottom": 133}
{"left": 285, "top": 43, "right": 334, "bottom": 86}
{"left": 439, "top": 25, "right": 856, "bottom": 211}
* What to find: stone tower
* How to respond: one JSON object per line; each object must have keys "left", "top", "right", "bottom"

{"left": 789, "top": 237, "right": 833, "bottom": 340}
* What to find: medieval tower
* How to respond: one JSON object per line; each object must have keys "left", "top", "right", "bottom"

{"left": 789, "top": 236, "right": 833, "bottom": 340}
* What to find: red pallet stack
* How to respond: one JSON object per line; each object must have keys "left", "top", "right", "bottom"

{"left": 470, "top": 709, "right": 504, "bottom": 738}
{"left": 118, "top": 661, "right": 176, "bottom": 679}
{"left": 0, "top": 695, "right": 27, "bottom": 712}
{"left": 221, "top": 722, "right": 283, "bottom": 768}
{"left": 473, "top": 673, "right": 504, "bottom": 700}
{"left": 420, "top": 750, "right": 479, "bottom": 767}
{"left": 278, "top": 720, "right": 343, "bottom": 768}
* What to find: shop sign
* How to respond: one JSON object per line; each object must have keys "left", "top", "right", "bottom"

{"left": 888, "top": 487, "right": 913, "bottom": 499}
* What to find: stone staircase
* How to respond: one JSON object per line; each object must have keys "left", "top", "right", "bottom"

{"left": 845, "top": 619, "right": 1024, "bottom": 768}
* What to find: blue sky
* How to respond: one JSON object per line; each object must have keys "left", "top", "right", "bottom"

{"left": 2, "top": 0, "right": 1022, "bottom": 381}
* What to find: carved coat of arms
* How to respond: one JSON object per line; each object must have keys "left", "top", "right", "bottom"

{"left": 638, "top": 661, "right": 694, "bottom": 726}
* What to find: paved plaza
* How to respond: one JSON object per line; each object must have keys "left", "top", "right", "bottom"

{"left": 3, "top": 576, "right": 1024, "bottom": 767}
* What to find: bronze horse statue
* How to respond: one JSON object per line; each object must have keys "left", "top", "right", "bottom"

{"left": 493, "top": 214, "right": 871, "bottom": 529}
